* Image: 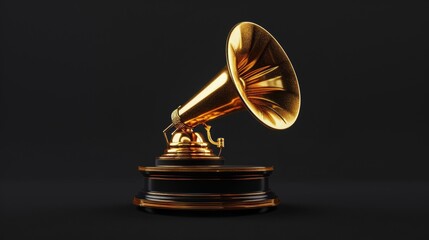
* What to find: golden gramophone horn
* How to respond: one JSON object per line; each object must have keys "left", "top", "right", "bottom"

{"left": 159, "top": 22, "right": 301, "bottom": 164}
{"left": 172, "top": 22, "right": 300, "bottom": 130}
{"left": 134, "top": 22, "right": 301, "bottom": 211}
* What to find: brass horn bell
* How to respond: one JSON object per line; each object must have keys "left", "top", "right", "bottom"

{"left": 134, "top": 22, "right": 301, "bottom": 211}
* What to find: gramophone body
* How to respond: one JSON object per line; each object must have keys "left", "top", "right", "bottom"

{"left": 134, "top": 22, "right": 300, "bottom": 211}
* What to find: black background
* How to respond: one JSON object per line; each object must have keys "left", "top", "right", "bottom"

{"left": 1, "top": 0, "right": 428, "bottom": 239}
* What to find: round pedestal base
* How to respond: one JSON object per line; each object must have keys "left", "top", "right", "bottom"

{"left": 133, "top": 165, "right": 279, "bottom": 211}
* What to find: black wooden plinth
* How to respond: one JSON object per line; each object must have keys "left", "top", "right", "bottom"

{"left": 133, "top": 165, "right": 279, "bottom": 211}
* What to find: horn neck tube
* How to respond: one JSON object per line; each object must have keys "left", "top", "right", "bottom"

{"left": 171, "top": 67, "right": 244, "bottom": 129}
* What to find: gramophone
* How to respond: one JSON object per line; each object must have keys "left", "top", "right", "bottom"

{"left": 134, "top": 22, "right": 300, "bottom": 211}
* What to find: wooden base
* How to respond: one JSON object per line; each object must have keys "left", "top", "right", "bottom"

{"left": 133, "top": 165, "right": 279, "bottom": 211}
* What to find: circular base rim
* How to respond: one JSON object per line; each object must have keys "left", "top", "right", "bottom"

{"left": 133, "top": 197, "right": 279, "bottom": 211}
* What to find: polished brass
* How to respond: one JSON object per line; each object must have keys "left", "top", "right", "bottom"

{"left": 202, "top": 123, "right": 224, "bottom": 156}
{"left": 158, "top": 128, "right": 221, "bottom": 161}
{"left": 161, "top": 21, "right": 301, "bottom": 162}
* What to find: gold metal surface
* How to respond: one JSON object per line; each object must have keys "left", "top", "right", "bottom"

{"left": 160, "top": 22, "right": 300, "bottom": 161}
{"left": 171, "top": 21, "right": 300, "bottom": 130}
{"left": 158, "top": 128, "right": 221, "bottom": 160}
{"left": 203, "top": 123, "right": 224, "bottom": 157}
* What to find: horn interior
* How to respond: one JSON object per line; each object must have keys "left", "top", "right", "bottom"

{"left": 226, "top": 22, "right": 301, "bottom": 130}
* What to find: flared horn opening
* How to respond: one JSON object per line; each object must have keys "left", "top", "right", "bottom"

{"left": 226, "top": 22, "right": 301, "bottom": 130}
